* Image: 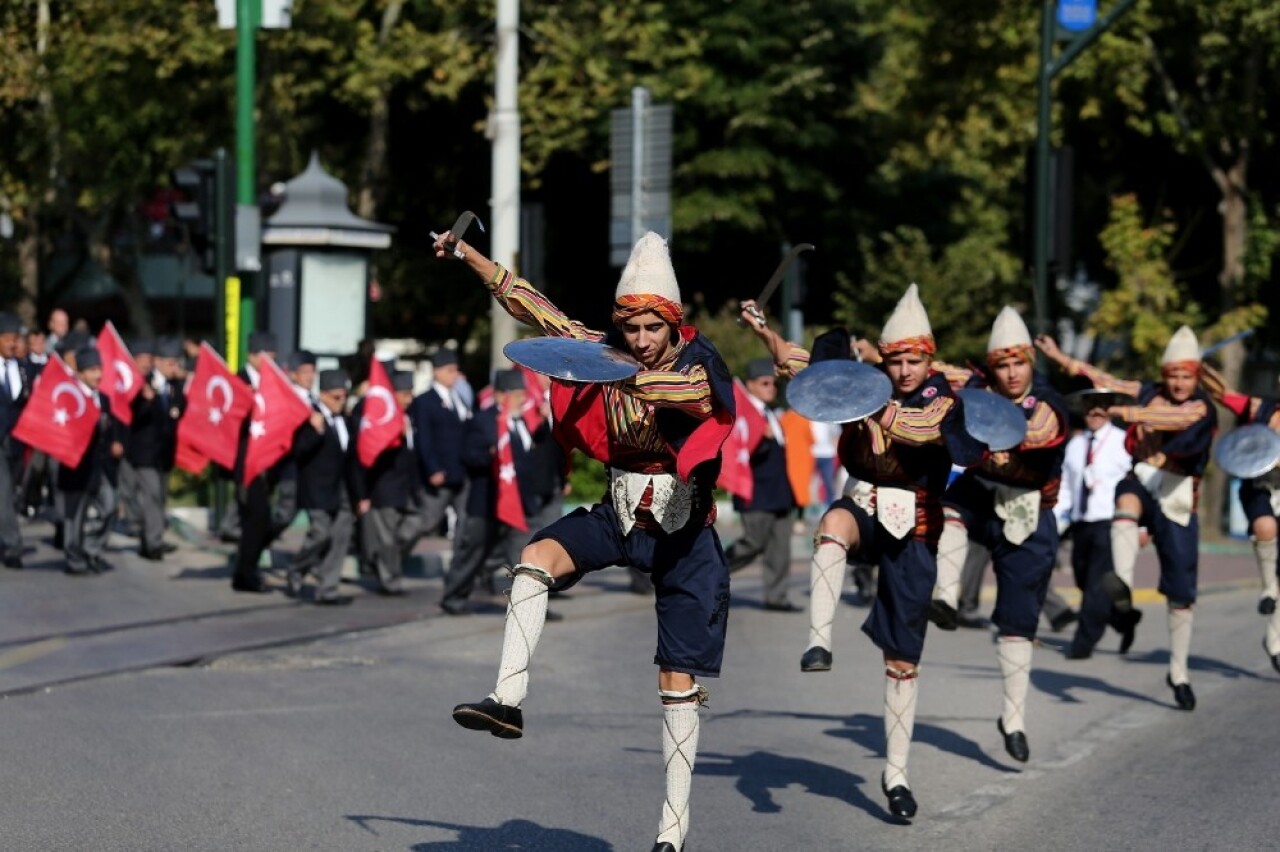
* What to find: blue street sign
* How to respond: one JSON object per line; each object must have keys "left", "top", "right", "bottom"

{"left": 1057, "top": 0, "right": 1097, "bottom": 32}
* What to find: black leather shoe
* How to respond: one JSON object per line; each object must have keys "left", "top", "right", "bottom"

{"left": 1064, "top": 644, "right": 1092, "bottom": 660}
{"left": 138, "top": 548, "right": 163, "bottom": 562}
{"left": 231, "top": 579, "right": 272, "bottom": 594}
{"left": 440, "top": 598, "right": 472, "bottom": 616}
{"left": 1265, "top": 639, "right": 1280, "bottom": 675}
{"left": 285, "top": 570, "right": 303, "bottom": 598}
{"left": 159, "top": 542, "right": 179, "bottom": 554}
{"left": 377, "top": 587, "right": 406, "bottom": 597}
{"left": 956, "top": 612, "right": 989, "bottom": 630}
{"left": 3, "top": 556, "right": 23, "bottom": 570}
{"left": 1259, "top": 596, "right": 1277, "bottom": 616}
{"left": 1118, "top": 608, "right": 1143, "bottom": 654}
{"left": 1049, "top": 609, "right": 1079, "bottom": 632}
{"left": 998, "top": 718, "right": 1029, "bottom": 762}
{"left": 1166, "top": 675, "right": 1195, "bottom": 711}
{"left": 763, "top": 601, "right": 803, "bottom": 613}
{"left": 881, "top": 775, "right": 917, "bottom": 820}
{"left": 650, "top": 843, "right": 680, "bottom": 852}
{"left": 316, "top": 595, "right": 353, "bottom": 606}
{"left": 452, "top": 697, "right": 523, "bottom": 739}
{"left": 800, "top": 646, "right": 832, "bottom": 672}
{"left": 928, "top": 600, "right": 958, "bottom": 631}
{"left": 1100, "top": 572, "right": 1132, "bottom": 613}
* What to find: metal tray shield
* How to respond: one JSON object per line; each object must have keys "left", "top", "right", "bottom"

{"left": 785, "top": 360, "right": 892, "bottom": 424}
{"left": 955, "top": 388, "right": 1028, "bottom": 451}
{"left": 503, "top": 337, "right": 642, "bottom": 383}
{"left": 1214, "top": 424, "right": 1280, "bottom": 480}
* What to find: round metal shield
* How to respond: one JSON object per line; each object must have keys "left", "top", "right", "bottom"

{"left": 1066, "top": 388, "right": 1138, "bottom": 413}
{"left": 785, "top": 360, "right": 892, "bottom": 424}
{"left": 503, "top": 337, "right": 641, "bottom": 384}
{"left": 1214, "top": 423, "right": 1280, "bottom": 480}
{"left": 955, "top": 388, "right": 1028, "bottom": 452}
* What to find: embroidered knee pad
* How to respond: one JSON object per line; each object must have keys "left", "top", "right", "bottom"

{"left": 659, "top": 684, "right": 709, "bottom": 707}
{"left": 885, "top": 666, "right": 920, "bottom": 681}
{"left": 1114, "top": 512, "right": 1140, "bottom": 524}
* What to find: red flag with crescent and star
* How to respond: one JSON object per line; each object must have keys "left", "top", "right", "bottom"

{"left": 242, "top": 355, "right": 312, "bottom": 485}
{"left": 12, "top": 353, "right": 101, "bottom": 468}
{"left": 176, "top": 342, "right": 254, "bottom": 471}
{"left": 356, "top": 357, "right": 403, "bottom": 467}
{"left": 96, "top": 320, "right": 144, "bottom": 427}
{"left": 715, "top": 379, "right": 767, "bottom": 503}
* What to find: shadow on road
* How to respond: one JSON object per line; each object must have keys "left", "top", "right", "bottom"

{"left": 1031, "top": 668, "right": 1170, "bottom": 707}
{"left": 346, "top": 815, "right": 613, "bottom": 850}
{"left": 695, "top": 748, "right": 898, "bottom": 823}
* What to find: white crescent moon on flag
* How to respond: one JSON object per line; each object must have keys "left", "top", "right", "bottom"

{"left": 362, "top": 386, "right": 396, "bottom": 428}
{"left": 205, "top": 376, "right": 234, "bottom": 412}
{"left": 51, "top": 382, "right": 87, "bottom": 418}
{"left": 254, "top": 392, "right": 266, "bottom": 415}
{"left": 113, "top": 360, "right": 134, "bottom": 393}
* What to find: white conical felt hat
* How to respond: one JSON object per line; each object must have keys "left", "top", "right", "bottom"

{"left": 987, "top": 306, "right": 1033, "bottom": 353}
{"left": 1161, "top": 325, "right": 1200, "bottom": 364}
{"left": 879, "top": 283, "right": 933, "bottom": 345}
{"left": 615, "top": 231, "right": 681, "bottom": 304}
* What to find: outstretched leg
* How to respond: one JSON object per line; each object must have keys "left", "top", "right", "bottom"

{"left": 801, "top": 506, "right": 859, "bottom": 671}
{"left": 654, "top": 672, "right": 706, "bottom": 852}
{"left": 996, "top": 636, "right": 1033, "bottom": 762}
{"left": 881, "top": 659, "right": 919, "bottom": 820}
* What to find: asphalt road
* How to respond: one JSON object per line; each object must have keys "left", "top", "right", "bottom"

{"left": 0, "top": 527, "right": 1275, "bottom": 851}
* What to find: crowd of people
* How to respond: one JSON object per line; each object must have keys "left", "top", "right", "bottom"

{"left": 4, "top": 228, "right": 1276, "bottom": 849}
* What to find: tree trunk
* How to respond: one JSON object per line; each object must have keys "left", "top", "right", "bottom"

{"left": 356, "top": 0, "right": 405, "bottom": 221}
{"left": 17, "top": 227, "right": 40, "bottom": 329}
{"left": 1200, "top": 156, "right": 1249, "bottom": 543}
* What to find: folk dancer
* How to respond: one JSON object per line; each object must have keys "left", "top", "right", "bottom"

{"left": 743, "top": 286, "right": 983, "bottom": 819}
{"left": 1198, "top": 360, "right": 1280, "bottom": 672}
{"left": 438, "top": 230, "right": 735, "bottom": 852}
{"left": 1037, "top": 328, "right": 1216, "bottom": 710}
{"left": 927, "top": 307, "right": 1069, "bottom": 762}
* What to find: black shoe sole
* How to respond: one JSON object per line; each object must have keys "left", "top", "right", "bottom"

{"left": 800, "top": 648, "right": 832, "bottom": 672}
{"left": 928, "top": 600, "right": 958, "bottom": 631}
{"left": 452, "top": 706, "right": 523, "bottom": 739}
{"left": 1259, "top": 597, "right": 1277, "bottom": 616}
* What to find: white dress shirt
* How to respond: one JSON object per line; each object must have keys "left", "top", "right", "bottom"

{"left": 746, "top": 393, "right": 785, "bottom": 445}
{"left": 1060, "top": 421, "right": 1132, "bottom": 524}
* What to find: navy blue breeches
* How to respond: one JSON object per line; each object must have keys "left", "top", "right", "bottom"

{"left": 1115, "top": 476, "right": 1198, "bottom": 605}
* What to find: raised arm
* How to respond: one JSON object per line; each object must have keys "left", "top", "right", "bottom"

{"left": 621, "top": 363, "right": 715, "bottom": 419}
{"left": 433, "top": 232, "right": 603, "bottom": 342}
{"left": 929, "top": 359, "right": 974, "bottom": 390}
{"left": 739, "top": 299, "right": 810, "bottom": 378}
{"left": 878, "top": 396, "right": 954, "bottom": 446}
{"left": 1111, "top": 399, "right": 1210, "bottom": 432}
{"left": 1034, "top": 334, "right": 1142, "bottom": 397}
{"left": 1199, "top": 361, "right": 1259, "bottom": 420}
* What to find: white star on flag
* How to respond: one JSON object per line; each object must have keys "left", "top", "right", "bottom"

{"left": 499, "top": 463, "right": 516, "bottom": 483}
{"left": 209, "top": 408, "right": 223, "bottom": 425}
{"left": 737, "top": 449, "right": 750, "bottom": 465}
{"left": 249, "top": 419, "right": 266, "bottom": 439}
{"left": 54, "top": 408, "right": 69, "bottom": 426}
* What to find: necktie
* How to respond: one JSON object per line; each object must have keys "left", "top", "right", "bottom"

{"left": 5, "top": 359, "right": 18, "bottom": 398}
{"left": 1079, "top": 431, "right": 1094, "bottom": 519}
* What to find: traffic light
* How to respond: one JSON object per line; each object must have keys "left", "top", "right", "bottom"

{"left": 169, "top": 156, "right": 235, "bottom": 275}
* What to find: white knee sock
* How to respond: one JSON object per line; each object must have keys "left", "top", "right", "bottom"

{"left": 883, "top": 667, "right": 919, "bottom": 791}
{"left": 1111, "top": 518, "right": 1140, "bottom": 589}
{"left": 490, "top": 567, "right": 551, "bottom": 707}
{"left": 1267, "top": 607, "right": 1280, "bottom": 656}
{"left": 932, "top": 519, "right": 968, "bottom": 608}
{"left": 1253, "top": 537, "right": 1278, "bottom": 601}
{"left": 997, "top": 637, "right": 1033, "bottom": 734}
{"left": 656, "top": 687, "right": 703, "bottom": 849}
{"left": 807, "top": 539, "right": 846, "bottom": 651}
{"left": 1168, "top": 606, "right": 1193, "bottom": 685}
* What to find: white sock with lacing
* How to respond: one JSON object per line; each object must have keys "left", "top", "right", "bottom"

{"left": 490, "top": 566, "right": 551, "bottom": 707}
{"left": 1111, "top": 517, "right": 1140, "bottom": 589}
{"left": 883, "top": 667, "right": 919, "bottom": 791}
{"left": 932, "top": 519, "right": 968, "bottom": 608}
{"left": 1168, "top": 606, "right": 1193, "bottom": 685}
{"left": 997, "top": 637, "right": 1033, "bottom": 734}
{"left": 1252, "top": 537, "right": 1279, "bottom": 602}
{"left": 1267, "top": 606, "right": 1280, "bottom": 656}
{"left": 656, "top": 686, "right": 704, "bottom": 849}
{"left": 807, "top": 538, "right": 847, "bottom": 651}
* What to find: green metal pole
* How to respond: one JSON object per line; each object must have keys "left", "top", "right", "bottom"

{"left": 1033, "top": 0, "right": 1055, "bottom": 338}
{"left": 235, "top": 0, "right": 257, "bottom": 363}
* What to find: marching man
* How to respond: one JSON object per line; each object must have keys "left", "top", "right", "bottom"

{"left": 435, "top": 229, "right": 734, "bottom": 852}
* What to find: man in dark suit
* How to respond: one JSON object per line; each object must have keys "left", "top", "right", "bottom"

{"left": 288, "top": 368, "right": 356, "bottom": 605}
{"left": 725, "top": 358, "right": 801, "bottom": 611}
{"left": 128, "top": 338, "right": 185, "bottom": 560}
{"left": 59, "top": 347, "right": 127, "bottom": 576}
{"left": 353, "top": 370, "right": 425, "bottom": 596}
{"left": 441, "top": 370, "right": 549, "bottom": 615}
{"left": 230, "top": 330, "right": 278, "bottom": 593}
{"left": 0, "top": 312, "right": 29, "bottom": 568}
{"left": 413, "top": 348, "right": 470, "bottom": 540}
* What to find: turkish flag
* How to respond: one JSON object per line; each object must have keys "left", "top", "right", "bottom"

{"left": 12, "top": 354, "right": 101, "bottom": 468}
{"left": 242, "top": 355, "right": 312, "bottom": 485}
{"left": 96, "top": 320, "right": 144, "bottom": 426}
{"left": 177, "top": 343, "right": 254, "bottom": 471}
{"left": 716, "top": 380, "right": 767, "bottom": 502}
{"left": 356, "top": 358, "right": 403, "bottom": 467}
{"left": 495, "top": 408, "right": 528, "bottom": 532}
{"left": 174, "top": 433, "right": 208, "bottom": 475}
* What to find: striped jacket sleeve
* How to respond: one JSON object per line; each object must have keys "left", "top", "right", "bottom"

{"left": 1114, "top": 399, "right": 1209, "bottom": 431}
{"left": 487, "top": 264, "right": 604, "bottom": 342}
{"left": 623, "top": 363, "right": 714, "bottom": 418}
{"left": 881, "top": 397, "right": 952, "bottom": 445}
{"left": 1021, "top": 400, "right": 1065, "bottom": 448}
{"left": 1066, "top": 359, "right": 1143, "bottom": 398}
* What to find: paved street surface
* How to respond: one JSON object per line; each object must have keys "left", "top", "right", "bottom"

{"left": 0, "top": 516, "right": 1276, "bottom": 850}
